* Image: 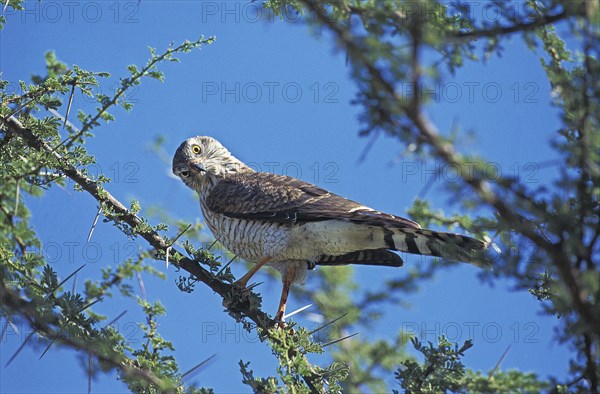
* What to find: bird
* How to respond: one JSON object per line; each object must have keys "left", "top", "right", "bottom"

{"left": 172, "top": 136, "right": 489, "bottom": 325}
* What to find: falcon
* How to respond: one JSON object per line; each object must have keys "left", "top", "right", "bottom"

{"left": 172, "top": 136, "right": 489, "bottom": 324}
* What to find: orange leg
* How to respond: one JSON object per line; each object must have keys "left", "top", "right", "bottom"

{"left": 234, "top": 255, "right": 272, "bottom": 288}
{"left": 274, "top": 264, "right": 298, "bottom": 327}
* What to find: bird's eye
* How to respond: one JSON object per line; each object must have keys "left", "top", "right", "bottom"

{"left": 192, "top": 145, "right": 201, "bottom": 154}
{"left": 180, "top": 170, "right": 190, "bottom": 178}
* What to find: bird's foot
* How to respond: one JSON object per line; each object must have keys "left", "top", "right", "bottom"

{"left": 272, "top": 311, "right": 293, "bottom": 331}
{"left": 273, "top": 317, "right": 286, "bottom": 329}
{"left": 271, "top": 319, "right": 295, "bottom": 334}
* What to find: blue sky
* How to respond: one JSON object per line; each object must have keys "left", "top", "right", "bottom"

{"left": 1, "top": 1, "right": 570, "bottom": 392}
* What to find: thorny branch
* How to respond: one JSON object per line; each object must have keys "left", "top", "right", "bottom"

{"left": 451, "top": 9, "right": 570, "bottom": 41}
{"left": 63, "top": 40, "right": 208, "bottom": 150}
{"left": 0, "top": 280, "right": 170, "bottom": 391}
{"left": 4, "top": 115, "right": 327, "bottom": 393}
{"left": 343, "top": 2, "right": 575, "bottom": 42}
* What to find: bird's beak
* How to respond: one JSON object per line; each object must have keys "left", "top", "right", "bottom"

{"left": 188, "top": 160, "right": 206, "bottom": 173}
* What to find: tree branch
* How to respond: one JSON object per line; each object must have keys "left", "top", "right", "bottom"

{"left": 63, "top": 38, "right": 213, "bottom": 150}
{"left": 0, "top": 280, "right": 170, "bottom": 391}
{"left": 4, "top": 115, "right": 326, "bottom": 392}
{"left": 451, "top": 9, "right": 569, "bottom": 41}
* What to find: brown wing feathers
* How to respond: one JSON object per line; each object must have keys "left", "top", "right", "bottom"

{"left": 206, "top": 172, "right": 420, "bottom": 228}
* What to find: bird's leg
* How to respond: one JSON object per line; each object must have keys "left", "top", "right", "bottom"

{"left": 234, "top": 255, "right": 272, "bottom": 288}
{"left": 274, "top": 264, "right": 297, "bottom": 328}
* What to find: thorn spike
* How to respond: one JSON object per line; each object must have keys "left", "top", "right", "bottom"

{"left": 308, "top": 312, "right": 349, "bottom": 336}
{"left": 322, "top": 332, "right": 358, "bottom": 348}
{"left": 181, "top": 354, "right": 217, "bottom": 379}
{"left": 105, "top": 310, "right": 127, "bottom": 327}
{"left": 6, "top": 331, "right": 35, "bottom": 367}
{"left": 283, "top": 304, "right": 313, "bottom": 320}
{"left": 87, "top": 207, "right": 101, "bottom": 243}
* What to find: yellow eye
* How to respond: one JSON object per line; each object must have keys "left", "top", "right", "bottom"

{"left": 192, "top": 145, "right": 201, "bottom": 154}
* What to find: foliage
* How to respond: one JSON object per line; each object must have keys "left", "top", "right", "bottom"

{"left": 394, "top": 336, "right": 473, "bottom": 393}
{"left": 0, "top": 20, "right": 219, "bottom": 390}
{"left": 1, "top": 0, "right": 598, "bottom": 393}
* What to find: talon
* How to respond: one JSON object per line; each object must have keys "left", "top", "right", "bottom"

{"left": 271, "top": 316, "right": 294, "bottom": 332}
{"left": 273, "top": 314, "right": 286, "bottom": 329}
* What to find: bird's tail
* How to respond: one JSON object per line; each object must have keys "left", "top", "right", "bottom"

{"left": 316, "top": 248, "right": 405, "bottom": 268}
{"left": 383, "top": 227, "right": 490, "bottom": 268}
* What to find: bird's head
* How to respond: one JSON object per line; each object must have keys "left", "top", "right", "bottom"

{"left": 172, "top": 136, "right": 250, "bottom": 193}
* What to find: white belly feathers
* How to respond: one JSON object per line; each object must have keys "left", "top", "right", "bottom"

{"left": 200, "top": 202, "right": 288, "bottom": 263}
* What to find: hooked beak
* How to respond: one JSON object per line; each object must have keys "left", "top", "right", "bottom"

{"left": 188, "top": 160, "right": 206, "bottom": 173}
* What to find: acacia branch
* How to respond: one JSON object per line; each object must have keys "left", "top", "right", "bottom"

{"left": 4, "top": 115, "right": 326, "bottom": 392}
{"left": 64, "top": 38, "right": 213, "bottom": 150}
{"left": 0, "top": 280, "right": 169, "bottom": 391}
{"left": 342, "top": 3, "right": 571, "bottom": 43}
{"left": 451, "top": 9, "right": 569, "bottom": 41}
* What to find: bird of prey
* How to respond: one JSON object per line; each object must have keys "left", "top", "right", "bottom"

{"left": 172, "top": 136, "right": 489, "bottom": 324}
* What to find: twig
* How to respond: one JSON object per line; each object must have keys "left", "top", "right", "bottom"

{"left": 450, "top": 10, "right": 569, "bottom": 41}
{"left": 64, "top": 39, "right": 213, "bottom": 150}
{"left": 0, "top": 281, "right": 169, "bottom": 389}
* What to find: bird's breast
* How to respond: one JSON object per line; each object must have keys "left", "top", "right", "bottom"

{"left": 199, "top": 201, "right": 289, "bottom": 263}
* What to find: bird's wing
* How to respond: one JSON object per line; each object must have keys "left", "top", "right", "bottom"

{"left": 205, "top": 172, "right": 420, "bottom": 228}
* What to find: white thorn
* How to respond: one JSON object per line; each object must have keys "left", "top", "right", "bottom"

{"left": 165, "top": 246, "right": 171, "bottom": 269}
{"left": 87, "top": 207, "right": 101, "bottom": 243}
{"left": 49, "top": 108, "right": 80, "bottom": 133}
{"left": 283, "top": 303, "right": 313, "bottom": 320}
